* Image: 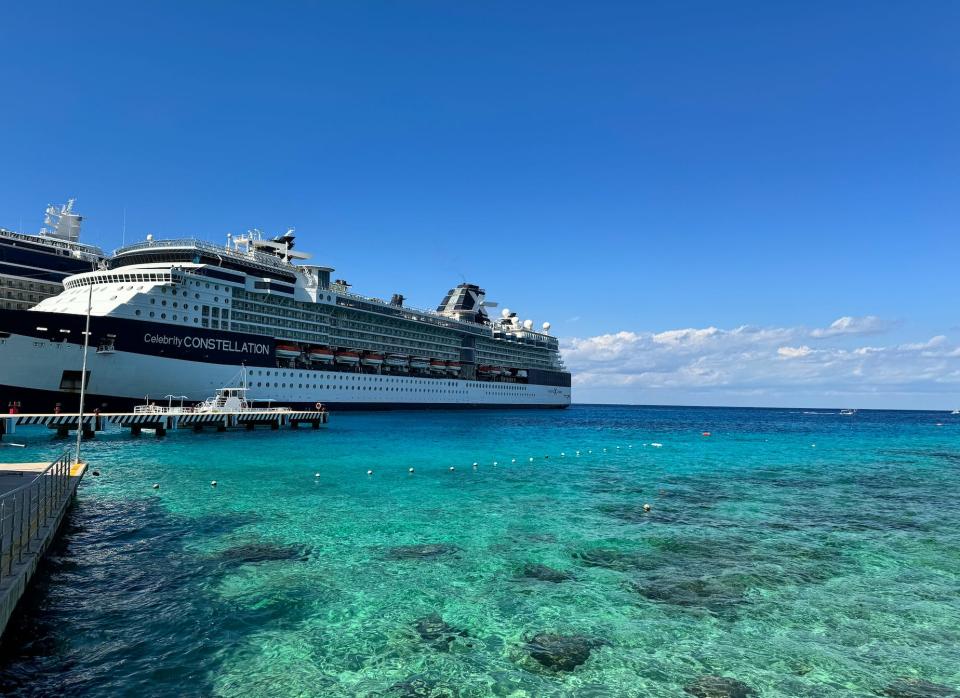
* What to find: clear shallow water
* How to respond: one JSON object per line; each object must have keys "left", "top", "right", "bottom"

{"left": 1, "top": 405, "right": 958, "bottom": 697}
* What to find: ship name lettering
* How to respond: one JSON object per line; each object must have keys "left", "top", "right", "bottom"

{"left": 143, "top": 333, "right": 268, "bottom": 355}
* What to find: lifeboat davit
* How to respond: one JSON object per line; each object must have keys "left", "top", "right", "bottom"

{"left": 430, "top": 359, "right": 447, "bottom": 372}
{"left": 335, "top": 350, "right": 360, "bottom": 365}
{"left": 410, "top": 356, "right": 430, "bottom": 371}
{"left": 276, "top": 343, "right": 301, "bottom": 360}
{"left": 308, "top": 346, "right": 334, "bottom": 363}
{"left": 361, "top": 352, "right": 385, "bottom": 367}
{"left": 446, "top": 361, "right": 461, "bottom": 374}
{"left": 478, "top": 365, "right": 497, "bottom": 377}
{"left": 385, "top": 354, "right": 409, "bottom": 369}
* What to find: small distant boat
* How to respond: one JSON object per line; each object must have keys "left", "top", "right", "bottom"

{"left": 840, "top": 409, "right": 857, "bottom": 416}
{"left": 275, "top": 343, "right": 301, "bottom": 360}
{"left": 951, "top": 409, "right": 960, "bottom": 415}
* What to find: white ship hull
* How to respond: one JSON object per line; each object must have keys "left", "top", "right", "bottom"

{"left": 0, "top": 332, "right": 571, "bottom": 411}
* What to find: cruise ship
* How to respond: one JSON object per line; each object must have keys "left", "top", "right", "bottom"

{"left": 0, "top": 200, "right": 105, "bottom": 310}
{"left": 0, "top": 230, "right": 571, "bottom": 411}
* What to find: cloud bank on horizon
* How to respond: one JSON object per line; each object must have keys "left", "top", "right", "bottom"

{"left": 562, "top": 316, "right": 960, "bottom": 409}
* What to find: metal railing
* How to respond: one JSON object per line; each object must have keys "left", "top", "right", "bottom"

{"left": 0, "top": 451, "right": 74, "bottom": 582}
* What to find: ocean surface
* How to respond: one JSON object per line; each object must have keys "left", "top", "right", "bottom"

{"left": 0, "top": 405, "right": 958, "bottom": 697}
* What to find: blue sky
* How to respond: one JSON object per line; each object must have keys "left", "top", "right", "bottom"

{"left": 1, "top": 2, "right": 958, "bottom": 407}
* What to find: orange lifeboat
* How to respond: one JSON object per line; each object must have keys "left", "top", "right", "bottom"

{"left": 430, "top": 359, "right": 447, "bottom": 372}
{"left": 308, "top": 346, "right": 334, "bottom": 363}
{"left": 334, "top": 350, "right": 360, "bottom": 365}
{"left": 276, "top": 343, "right": 301, "bottom": 360}
{"left": 361, "top": 352, "right": 385, "bottom": 367}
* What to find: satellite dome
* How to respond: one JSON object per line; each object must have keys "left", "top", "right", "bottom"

{"left": 542, "top": 322, "right": 551, "bottom": 332}
{"left": 501, "top": 308, "right": 510, "bottom": 319}
{"left": 523, "top": 319, "right": 533, "bottom": 330}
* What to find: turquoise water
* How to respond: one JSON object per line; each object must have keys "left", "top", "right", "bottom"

{"left": 1, "top": 406, "right": 958, "bottom": 697}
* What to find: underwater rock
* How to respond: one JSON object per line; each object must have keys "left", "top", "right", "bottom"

{"left": 572, "top": 548, "right": 641, "bottom": 571}
{"left": 882, "top": 678, "right": 959, "bottom": 698}
{"left": 217, "top": 542, "right": 311, "bottom": 564}
{"left": 632, "top": 574, "right": 753, "bottom": 616}
{"left": 683, "top": 675, "right": 756, "bottom": 697}
{"left": 385, "top": 675, "right": 456, "bottom": 697}
{"left": 385, "top": 544, "right": 460, "bottom": 560}
{"left": 413, "top": 613, "right": 468, "bottom": 650}
{"left": 526, "top": 633, "right": 603, "bottom": 671}
{"left": 521, "top": 563, "right": 574, "bottom": 583}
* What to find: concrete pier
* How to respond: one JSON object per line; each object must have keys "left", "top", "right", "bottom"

{"left": 2, "top": 408, "right": 329, "bottom": 439}
{"left": 0, "top": 453, "right": 86, "bottom": 637}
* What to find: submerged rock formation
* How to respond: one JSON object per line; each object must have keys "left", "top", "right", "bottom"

{"left": 521, "top": 563, "right": 574, "bottom": 583}
{"left": 526, "top": 633, "right": 604, "bottom": 671}
{"left": 683, "top": 675, "right": 755, "bottom": 697}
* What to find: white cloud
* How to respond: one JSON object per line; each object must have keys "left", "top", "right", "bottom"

{"left": 810, "top": 315, "right": 888, "bottom": 338}
{"left": 777, "top": 345, "right": 813, "bottom": 359}
{"left": 562, "top": 318, "right": 960, "bottom": 408}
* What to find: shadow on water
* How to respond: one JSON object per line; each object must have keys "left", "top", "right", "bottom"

{"left": 0, "top": 496, "right": 296, "bottom": 697}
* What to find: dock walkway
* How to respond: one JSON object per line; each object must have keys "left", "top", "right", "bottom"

{"left": 0, "top": 452, "right": 86, "bottom": 637}
{"left": 2, "top": 408, "right": 329, "bottom": 438}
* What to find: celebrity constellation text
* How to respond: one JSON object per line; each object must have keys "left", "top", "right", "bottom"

{"left": 143, "top": 333, "right": 270, "bottom": 355}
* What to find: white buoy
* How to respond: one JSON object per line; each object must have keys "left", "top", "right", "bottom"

{"left": 314, "top": 473, "right": 321, "bottom": 478}
{"left": 210, "top": 480, "right": 217, "bottom": 487}
{"left": 473, "top": 462, "right": 478, "bottom": 467}
{"left": 628, "top": 445, "right": 633, "bottom": 448}
{"left": 493, "top": 461, "right": 498, "bottom": 466}
{"left": 529, "top": 457, "right": 534, "bottom": 462}
{"left": 449, "top": 466, "right": 455, "bottom": 471}
{"left": 152, "top": 483, "right": 160, "bottom": 489}
{"left": 409, "top": 467, "right": 415, "bottom": 473}
{"left": 512, "top": 458, "right": 516, "bottom": 463}
{"left": 367, "top": 469, "right": 374, "bottom": 475}
{"left": 616, "top": 446, "right": 620, "bottom": 449}
{"left": 643, "top": 503, "right": 651, "bottom": 512}
{"left": 651, "top": 442, "right": 663, "bottom": 448}
{"left": 811, "top": 444, "right": 816, "bottom": 448}
{"left": 561, "top": 452, "right": 565, "bottom": 457}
